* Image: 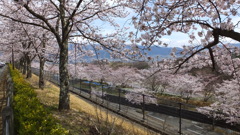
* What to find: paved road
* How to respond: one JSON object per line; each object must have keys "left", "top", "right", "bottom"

{"left": 70, "top": 87, "right": 240, "bottom": 135}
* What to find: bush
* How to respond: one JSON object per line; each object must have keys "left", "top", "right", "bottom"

{"left": 130, "top": 61, "right": 150, "bottom": 69}
{"left": 9, "top": 65, "right": 69, "bottom": 135}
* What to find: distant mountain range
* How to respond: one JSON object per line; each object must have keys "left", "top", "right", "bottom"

{"left": 1, "top": 43, "right": 239, "bottom": 63}
{"left": 68, "top": 45, "right": 183, "bottom": 62}
{"left": 73, "top": 43, "right": 240, "bottom": 62}
{"left": 138, "top": 46, "right": 182, "bottom": 58}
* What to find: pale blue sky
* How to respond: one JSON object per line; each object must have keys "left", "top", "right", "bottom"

{"left": 90, "top": 7, "right": 240, "bottom": 48}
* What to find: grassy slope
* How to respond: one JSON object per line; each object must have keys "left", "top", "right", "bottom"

{"left": 26, "top": 74, "right": 157, "bottom": 135}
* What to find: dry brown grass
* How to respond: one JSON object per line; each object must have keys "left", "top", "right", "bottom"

{"left": 26, "top": 74, "right": 157, "bottom": 135}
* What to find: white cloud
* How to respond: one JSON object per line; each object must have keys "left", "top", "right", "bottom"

{"left": 221, "top": 37, "right": 239, "bottom": 44}
{"left": 160, "top": 33, "right": 191, "bottom": 48}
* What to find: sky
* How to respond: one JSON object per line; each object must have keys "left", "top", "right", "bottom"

{"left": 93, "top": 2, "right": 240, "bottom": 48}
{"left": 98, "top": 15, "right": 240, "bottom": 48}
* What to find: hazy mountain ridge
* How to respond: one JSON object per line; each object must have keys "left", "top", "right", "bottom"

{"left": 76, "top": 45, "right": 183, "bottom": 62}
{"left": 83, "top": 43, "right": 240, "bottom": 61}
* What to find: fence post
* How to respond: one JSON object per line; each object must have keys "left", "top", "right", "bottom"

{"left": 118, "top": 89, "right": 121, "bottom": 111}
{"left": 212, "top": 118, "right": 215, "bottom": 130}
{"left": 79, "top": 79, "right": 82, "bottom": 94}
{"left": 49, "top": 72, "right": 51, "bottom": 82}
{"left": 142, "top": 94, "right": 145, "bottom": 121}
{"left": 212, "top": 111, "right": 215, "bottom": 130}
{"left": 101, "top": 80, "right": 104, "bottom": 103}
{"left": 72, "top": 78, "right": 75, "bottom": 88}
{"left": 45, "top": 71, "right": 47, "bottom": 81}
{"left": 48, "top": 71, "right": 50, "bottom": 81}
{"left": 57, "top": 74, "right": 59, "bottom": 84}
{"left": 2, "top": 107, "right": 13, "bottom": 135}
{"left": 71, "top": 77, "right": 74, "bottom": 89}
{"left": 178, "top": 103, "right": 182, "bottom": 135}
{"left": 89, "top": 80, "right": 92, "bottom": 99}
{"left": 45, "top": 71, "right": 48, "bottom": 81}
{"left": 44, "top": 70, "right": 46, "bottom": 80}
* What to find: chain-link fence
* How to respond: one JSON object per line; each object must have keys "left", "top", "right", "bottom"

{"left": 32, "top": 67, "right": 240, "bottom": 135}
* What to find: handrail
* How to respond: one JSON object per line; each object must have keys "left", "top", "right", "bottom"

{"left": 2, "top": 72, "right": 14, "bottom": 135}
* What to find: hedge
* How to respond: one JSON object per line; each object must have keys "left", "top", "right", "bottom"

{"left": 9, "top": 65, "right": 69, "bottom": 135}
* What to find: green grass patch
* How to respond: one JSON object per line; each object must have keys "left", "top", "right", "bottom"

{"left": 9, "top": 65, "right": 69, "bottom": 135}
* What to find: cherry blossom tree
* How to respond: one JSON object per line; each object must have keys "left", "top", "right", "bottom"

{"left": 125, "top": 88, "right": 157, "bottom": 105}
{"left": 130, "top": 0, "right": 240, "bottom": 71}
{"left": 139, "top": 67, "right": 171, "bottom": 94}
{"left": 19, "top": 24, "right": 38, "bottom": 78}
{"left": 0, "top": 0, "right": 136, "bottom": 110}
{"left": 0, "top": 19, "right": 38, "bottom": 77}
{"left": 198, "top": 79, "right": 240, "bottom": 124}
{"left": 0, "top": 20, "right": 22, "bottom": 66}
{"left": 106, "top": 66, "right": 143, "bottom": 88}
{"left": 166, "top": 74, "right": 203, "bottom": 103}
{"left": 160, "top": 44, "right": 240, "bottom": 123}
{"left": 128, "top": 1, "right": 240, "bottom": 123}
{"left": 32, "top": 29, "right": 58, "bottom": 89}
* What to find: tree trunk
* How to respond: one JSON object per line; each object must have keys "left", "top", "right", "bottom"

{"left": 38, "top": 33, "right": 47, "bottom": 90}
{"left": 23, "top": 58, "right": 27, "bottom": 75}
{"left": 39, "top": 57, "right": 45, "bottom": 90}
{"left": 19, "top": 57, "right": 24, "bottom": 72}
{"left": 58, "top": 39, "right": 70, "bottom": 111}
{"left": 26, "top": 56, "right": 32, "bottom": 78}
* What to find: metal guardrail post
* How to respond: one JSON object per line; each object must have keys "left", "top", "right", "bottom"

{"left": 57, "top": 74, "right": 59, "bottom": 84}
{"left": 118, "top": 89, "right": 121, "bottom": 111}
{"left": 89, "top": 80, "right": 92, "bottom": 98}
{"left": 142, "top": 94, "right": 145, "bottom": 121}
{"left": 79, "top": 79, "right": 82, "bottom": 94}
{"left": 2, "top": 106, "right": 13, "bottom": 135}
{"left": 71, "top": 78, "right": 74, "bottom": 88}
{"left": 45, "top": 71, "right": 48, "bottom": 81}
{"left": 212, "top": 111, "right": 215, "bottom": 130}
{"left": 2, "top": 73, "right": 14, "bottom": 135}
{"left": 178, "top": 103, "right": 182, "bottom": 135}
{"left": 101, "top": 80, "right": 104, "bottom": 103}
{"left": 6, "top": 119, "right": 9, "bottom": 135}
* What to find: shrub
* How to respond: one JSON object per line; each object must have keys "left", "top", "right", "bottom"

{"left": 9, "top": 65, "right": 69, "bottom": 135}
{"left": 130, "top": 61, "right": 150, "bottom": 69}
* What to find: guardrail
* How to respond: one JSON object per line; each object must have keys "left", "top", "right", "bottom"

{"left": 2, "top": 69, "right": 14, "bottom": 135}
{"left": 32, "top": 67, "right": 240, "bottom": 135}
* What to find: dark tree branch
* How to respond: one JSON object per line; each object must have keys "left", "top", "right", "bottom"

{"left": 216, "top": 28, "right": 240, "bottom": 42}
{"left": 174, "top": 29, "right": 219, "bottom": 73}
{"left": 23, "top": 4, "right": 61, "bottom": 44}
{"left": 66, "top": 0, "right": 83, "bottom": 25}
{"left": 62, "top": 0, "right": 83, "bottom": 42}
{"left": 75, "top": 25, "right": 137, "bottom": 61}
{"left": 208, "top": 0, "right": 221, "bottom": 24}
{"left": 0, "top": 13, "right": 50, "bottom": 31}
{"left": 50, "top": 0, "right": 60, "bottom": 11}
{"left": 208, "top": 47, "right": 215, "bottom": 71}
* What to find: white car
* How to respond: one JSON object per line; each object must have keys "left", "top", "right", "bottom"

{"left": 0, "top": 62, "right": 5, "bottom": 68}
